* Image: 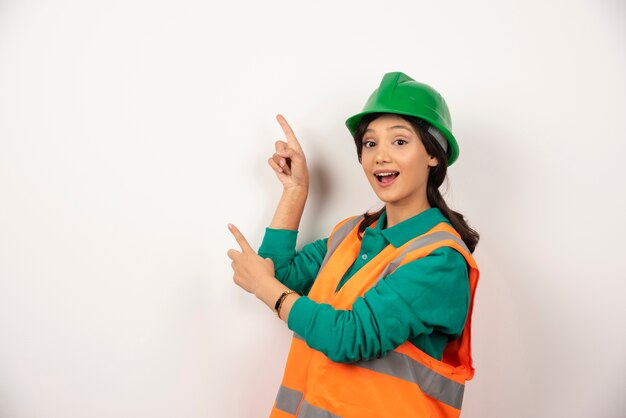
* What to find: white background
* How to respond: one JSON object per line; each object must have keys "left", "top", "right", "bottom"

{"left": 1, "top": 0, "right": 625, "bottom": 417}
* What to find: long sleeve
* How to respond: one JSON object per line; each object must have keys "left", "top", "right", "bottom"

{"left": 258, "top": 227, "right": 328, "bottom": 296}
{"left": 287, "top": 246, "right": 470, "bottom": 363}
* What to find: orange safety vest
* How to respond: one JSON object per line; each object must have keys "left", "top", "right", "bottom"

{"left": 269, "top": 215, "right": 480, "bottom": 418}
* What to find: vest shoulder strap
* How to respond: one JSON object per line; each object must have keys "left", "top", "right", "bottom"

{"left": 318, "top": 215, "right": 364, "bottom": 272}
{"left": 375, "top": 222, "right": 476, "bottom": 285}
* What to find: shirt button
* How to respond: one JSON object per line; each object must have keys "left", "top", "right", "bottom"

{"left": 361, "top": 254, "right": 368, "bottom": 260}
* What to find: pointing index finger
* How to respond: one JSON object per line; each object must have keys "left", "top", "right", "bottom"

{"left": 227, "top": 224, "right": 254, "bottom": 252}
{"left": 276, "top": 114, "right": 302, "bottom": 150}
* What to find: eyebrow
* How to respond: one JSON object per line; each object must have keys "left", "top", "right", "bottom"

{"left": 365, "top": 125, "right": 414, "bottom": 133}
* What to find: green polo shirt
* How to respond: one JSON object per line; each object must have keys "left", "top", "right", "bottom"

{"left": 258, "top": 208, "right": 469, "bottom": 363}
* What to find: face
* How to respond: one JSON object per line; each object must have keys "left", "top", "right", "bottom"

{"left": 361, "top": 114, "right": 438, "bottom": 211}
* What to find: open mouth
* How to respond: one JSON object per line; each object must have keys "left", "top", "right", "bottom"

{"left": 375, "top": 171, "right": 399, "bottom": 186}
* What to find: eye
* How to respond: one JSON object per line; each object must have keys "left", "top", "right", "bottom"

{"left": 363, "top": 140, "right": 376, "bottom": 148}
{"left": 394, "top": 138, "right": 408, "bottom": 145}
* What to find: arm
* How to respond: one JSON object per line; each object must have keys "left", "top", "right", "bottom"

{"left": 267, "top": 114, "right": 309, "bottom": 231}
{"left": 258, "top": 228, "right": 328, "bottom": 295}
{"left": 227, "top": 223, "right": 298, "bottom": 324}
{"left": 227, "top": 115, "right": 311, "bottom": 323}
{"left": 285, "top": 247, "right": 470, "bottom": 362}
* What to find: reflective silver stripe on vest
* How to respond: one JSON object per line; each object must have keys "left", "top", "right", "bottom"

{"left": 297, "top": 400, "right": 341, "bottom": 418}
{"left": 375, "top": 230, "right": 470, "bottom": 285}
{"left": 318, "top": 216, "right": 364, "bottom": 272}
{"left": 356, "top": 351, "right": 465, "bottom": 409}
{"left": 275, "top": 386, "right": 304, "bottom": 415}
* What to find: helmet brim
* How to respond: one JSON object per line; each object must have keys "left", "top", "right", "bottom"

{"left": 345, "top": 109, "right": 460, "bottom": 166}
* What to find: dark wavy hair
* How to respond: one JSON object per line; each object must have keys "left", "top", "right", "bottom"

{"left": 353, "top": 112, "right": 480, "bottom": 253}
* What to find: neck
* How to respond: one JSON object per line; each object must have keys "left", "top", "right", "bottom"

{"left": 385, "top": 200, "right": 431, "bottom": 228}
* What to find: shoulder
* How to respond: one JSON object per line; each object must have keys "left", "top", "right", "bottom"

{"left": 424, "top": 219, "right": 473, "bottom": 262}
{"left": 332, "top": 214, "right": 366, "bottom": 229}
{"left": 382, "top": 247, "right": 469, "bottom": 303}
{"left": 426, "top": 246, "right": 469, "bottom": 275}
{"left": 394, "top": 245, "right": 468, "bottom": 277}
{"left": 328, "top": 214, "right": 366, "bottom": 239}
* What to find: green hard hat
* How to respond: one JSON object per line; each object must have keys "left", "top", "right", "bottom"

{"left": 345, "top": 72, "right": 459, "bottom": 166}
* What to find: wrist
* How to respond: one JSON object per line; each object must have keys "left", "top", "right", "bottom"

{"left": 275, "top": 289, "right": 298, "bottom": 319}
{"left": 255, "top": 275, "right": 288, "bottom": 309}
{"left": 283, "top": 184, "right": 309, "bottom": 198}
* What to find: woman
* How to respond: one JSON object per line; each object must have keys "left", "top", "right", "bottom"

{"left": 227, "top": 72, "right": 480, "bottom": 417}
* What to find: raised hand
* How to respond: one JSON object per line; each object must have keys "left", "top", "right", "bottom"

{"left": 226, "top": 224, "right": 276, "bottom": 295}
{"left": 268, "top": 114, "right": 309, "bottom": 191}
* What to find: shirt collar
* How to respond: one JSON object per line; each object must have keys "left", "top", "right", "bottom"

{"left": 375, "top": 207, "right": 451, "bottom": 248}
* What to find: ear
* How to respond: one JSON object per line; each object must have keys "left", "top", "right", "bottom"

{"left": 427, "top": 155, "right": 439, "bottom": 167}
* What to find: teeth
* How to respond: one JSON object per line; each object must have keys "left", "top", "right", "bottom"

{"left": 376, "top": 172, "right": 398, "bottom": 176}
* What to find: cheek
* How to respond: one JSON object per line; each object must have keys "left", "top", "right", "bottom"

{"left": 361, "top": 162, "right": 374, "bottom": 181}
{"left": 360, "top": 151, "right": 374, "bottom": 167}
{"left": 398, "top": 153, "right": 431, "bottom": 180}
{"left": 360, "top": 156, "right": 377, "bottom": 183}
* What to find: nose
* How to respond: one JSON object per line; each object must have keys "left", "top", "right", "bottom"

{"left": 374, "top": 143, "right": 391, "bottom": 164}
